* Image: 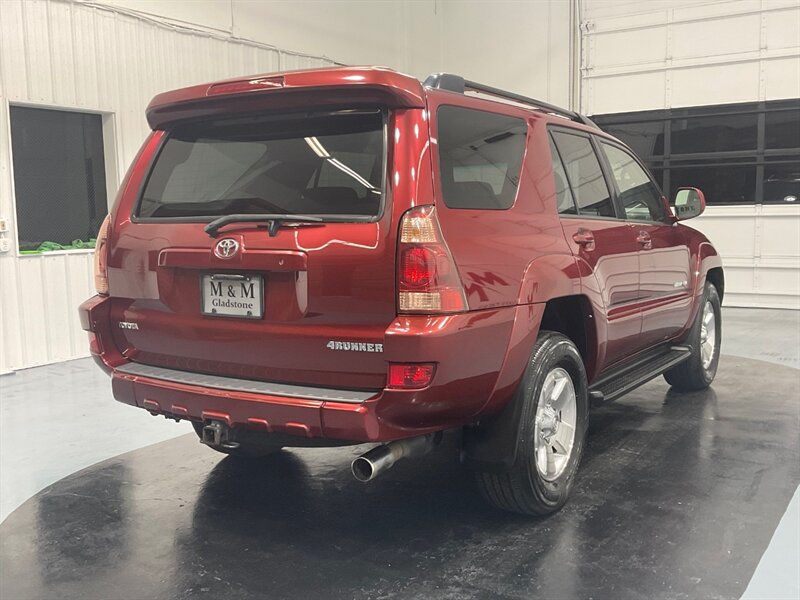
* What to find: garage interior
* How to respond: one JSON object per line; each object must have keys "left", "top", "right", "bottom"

{"left": 0, "top": 1, "right": 798, "bottom": 599}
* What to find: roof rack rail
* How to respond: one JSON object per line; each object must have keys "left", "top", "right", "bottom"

{"left": 423, "top": 73, "right": 597, "bottom": 129}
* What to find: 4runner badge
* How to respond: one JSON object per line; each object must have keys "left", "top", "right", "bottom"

{"left": 214, "top": 238, "right": 239, "bottom": 259}
{"left": 326, "top": 340, "right": 384, "bottom": 353}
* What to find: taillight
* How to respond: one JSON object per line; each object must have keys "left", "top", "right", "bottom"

{"left": 94, "top": 215, "right": 110, "bottom": 295}
{"left": 388, "top": 363, "right": 436, "bottom": 389}
{"left": 397, "top": 205, "right": 467, "bottom": 313}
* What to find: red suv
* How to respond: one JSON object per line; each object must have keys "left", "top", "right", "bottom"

{"left": 79, "top": 67, "right": 723, "bottom": 515}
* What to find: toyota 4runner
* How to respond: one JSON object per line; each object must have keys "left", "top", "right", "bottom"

{"left": 79, "top": 67, "right": 723, "bottom": 515}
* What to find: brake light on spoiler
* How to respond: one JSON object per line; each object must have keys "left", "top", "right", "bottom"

{"left": 397, "top": 205, "right": 467, "bottom": 313}
{"left": 207, "top": 76, "right": 284, "bottom": 96}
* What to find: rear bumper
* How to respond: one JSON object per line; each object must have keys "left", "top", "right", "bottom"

{"left": 79, "top": 295, "right": 543, "bottom": 443}
{"left": 111, "top": 365, "right": 413, "bottom": 442}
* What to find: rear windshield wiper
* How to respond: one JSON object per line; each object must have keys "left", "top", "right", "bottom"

{"left": 204, "top": 214, "right": 324, "bottom": 238}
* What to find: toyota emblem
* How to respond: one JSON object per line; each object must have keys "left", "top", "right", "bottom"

{"left": 214, "top": 238, "right": 239, "bottom": 259}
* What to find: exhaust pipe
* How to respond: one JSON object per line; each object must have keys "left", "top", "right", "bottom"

{"left": 351, "top": 434, "right": 436, "bottom": 482}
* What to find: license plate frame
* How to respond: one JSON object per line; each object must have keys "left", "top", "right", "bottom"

{"left": 201, "top": 274, "right": 264, "bottom": 319}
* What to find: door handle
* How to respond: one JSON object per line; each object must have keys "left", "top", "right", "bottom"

{"left": 572, "top": 228, "right": 595, "bottom": 250}
{"left": 636, "top": 230, "right": 652, "bottom": 250}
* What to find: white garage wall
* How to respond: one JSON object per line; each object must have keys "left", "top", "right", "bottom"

{"left": 404, "top": 0, "right": 574, "bottom": 106}
{"left": 97, "top": 0, "right": 406, "bottom": 68}
{"left": 0, "top": 0, "right": 340, "bottom": 374}
{"left": 581, "top": 0, "right": 800, "bottom": 309}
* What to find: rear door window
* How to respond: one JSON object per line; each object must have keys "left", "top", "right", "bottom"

{"left": 436, "top": 106, "right": 526, "bottom": 209}
{"left": 549, "top": 135, "right": 578, "bottom": 214}
{"left": 551, "top": 130, "right": 616, "bottom": 218}
{"left": 138, "top": 109, "right": 385, "bottom": 219}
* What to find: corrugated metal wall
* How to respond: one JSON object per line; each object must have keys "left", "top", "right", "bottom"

{"left": 0, "top": 0, "right": 333, "bottom": 374}
{"left": 581, "top": 0, "right": 800, "bottom": 310}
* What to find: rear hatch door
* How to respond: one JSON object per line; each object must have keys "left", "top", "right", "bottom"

{"left": 108, "top": 106, "right": 402, "bottom": 390}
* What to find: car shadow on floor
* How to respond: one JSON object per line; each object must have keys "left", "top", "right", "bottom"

{"left": 2, "top": 357, "right": 798, "bottom": 600}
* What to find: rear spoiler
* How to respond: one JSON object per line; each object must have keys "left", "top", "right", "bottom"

{"left": 146, "top": 67, "right": 426, "bottom": 130}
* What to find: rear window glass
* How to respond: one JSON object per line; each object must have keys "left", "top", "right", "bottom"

{"left": 436, "top": 106, "right": 526, "bottom": 209}
{"left": 138, "top": 109, "right": 385, "bottom": 219}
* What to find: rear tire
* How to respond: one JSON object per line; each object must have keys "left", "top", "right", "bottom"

{"left": 191, "top": 422, "right": 282, "bottom": 458}
{"left": 474, "top": 331, "right": 589, "bottom": 516}
{"left": 664, "top": 282, "right": 721, "bottom": 391}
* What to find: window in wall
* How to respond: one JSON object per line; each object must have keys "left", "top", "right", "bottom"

{"left": 600, "top": 142, "right": 666, "bottom": 222}
{"left": 10, "top": 106, "right": 108, "bottom": 252}
{"left": 670, "top": 163, "right": 757, "bottom": 205}
{"left": 551, "top": 131, "right": 615, "bottom": 218}
{"left": 649, "top": 168, "right": 665, "bottom": 191}
{"left": 765, "top": 108, "right": 800, "bottom": 150}
{"left": 671, "top": 112, "right": 757, "bottom": 154}
{"left": 604, "top": 121, "right": 665, "bottom": 159}
{"left": 593, "top": 99, "right": 800, "bottom": 206}
{"left": 763, "top": 162, "right": 800, "bottom": 204}
{"left": 436, "top": 106, "right": 527, "bottom": 209}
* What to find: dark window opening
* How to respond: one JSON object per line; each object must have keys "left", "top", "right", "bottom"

{"left": 764, "top": 163, "right": 800, "bottom": 204}
{"left": 593, "top": 99, "right": 800, "bottom": 205}
{"left": 604, "top": 121, "right": 665, "bottom": 159}
{"left": 139, "top": 109, "right": 385, "bottom": 220}
{"left": 670, "top": 165, "right": 757, "bottom": 205}
{"left": 765, "top": 109, "right": 800, "bottom": 150}
{"left": 10, "top": 106, "right": 108, "bottom": 252}
{"left": 436, "top": 105, "right": 527, "bottom": 210}
{"left": 671, "top": 112, "right": 757, "bottom": 154}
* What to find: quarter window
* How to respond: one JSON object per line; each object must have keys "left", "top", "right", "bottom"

{"left": 551, "top": 131, "right": 615, "bottom": 218}
{"left": 436, "top": 106, "right": 526, "bottom": 210}
{"left": 600, "top": 142, "right": 666, "bottom": 222}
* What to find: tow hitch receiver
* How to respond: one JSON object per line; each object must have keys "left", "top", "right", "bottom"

{"left": 200, "top": 421, "right": 240, "bottom": 449}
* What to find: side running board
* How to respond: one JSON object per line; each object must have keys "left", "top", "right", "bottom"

{"left": 589, "top": 345, "right": 692, "bottom": 406}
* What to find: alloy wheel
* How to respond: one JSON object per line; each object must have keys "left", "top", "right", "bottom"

{"left": 533, "top": 367, "right": 577, "bottom": 481}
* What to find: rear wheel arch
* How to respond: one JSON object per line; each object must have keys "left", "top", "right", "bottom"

{"left": 539, "top": 295, "right": 597, "bottom": 381}
{"left": 518, "top": 254, "right": 581, "bottom": 305}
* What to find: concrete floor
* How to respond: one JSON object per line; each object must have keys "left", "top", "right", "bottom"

{"left": 0, "top": 307, "right": 798, "bottom": 599}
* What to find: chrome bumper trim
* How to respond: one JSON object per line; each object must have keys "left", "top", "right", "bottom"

{"left": 115, "top": 362, "right": 378, "bottom": 404}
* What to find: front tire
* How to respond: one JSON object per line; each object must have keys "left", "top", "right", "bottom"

{"left": 475, "top": 331, "right": 589, "bottom": 516}
{"left": 664, "top": 281, "right": 721, "bottom": 391}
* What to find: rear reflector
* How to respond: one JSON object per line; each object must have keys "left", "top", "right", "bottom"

{"left": 388, "top": 363, "right": 436, "bottom": 389}
{"left": 87, "top": 332, "right": 102, "bottom": 355}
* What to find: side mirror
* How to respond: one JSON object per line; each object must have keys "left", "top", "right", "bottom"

{"left": 673, "top": 187, "right": 706, "bottom": 221}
